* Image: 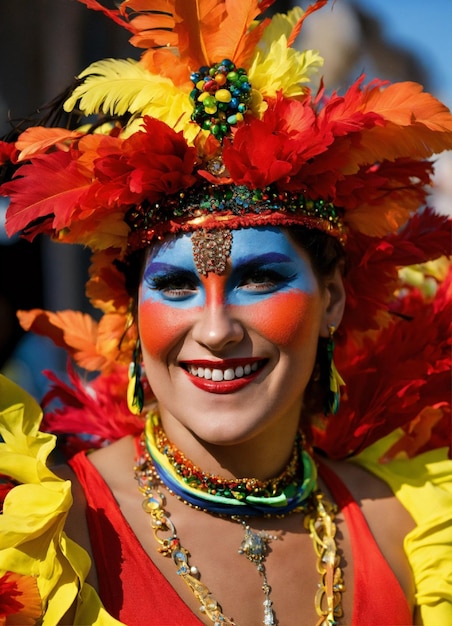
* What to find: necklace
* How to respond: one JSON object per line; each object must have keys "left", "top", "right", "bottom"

{"left": 151, "top": 414, "right": 302, "bottom": 499}
{"left": 135, "top": 414, "right": 345, "bottom": 625}
{"left": 144, "top": 410, "right": 318, "bottom": 517}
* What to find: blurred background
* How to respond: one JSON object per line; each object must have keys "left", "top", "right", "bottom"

{"left": 1, "top": 0, "right": 451, "bottom": 398}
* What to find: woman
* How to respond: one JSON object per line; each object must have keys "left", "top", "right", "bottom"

{"left": 0, "top": 1, "right": 451, "bottom": 624}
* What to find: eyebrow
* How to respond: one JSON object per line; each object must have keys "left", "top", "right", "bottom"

{"left": 144, "top": 261, "right": 195, "bottom": 276}
{"left": 234, "top": 252, "right": 294, "bottom": 270}
{"left": 144, "top": 253, "right": 294, "bottom": 281}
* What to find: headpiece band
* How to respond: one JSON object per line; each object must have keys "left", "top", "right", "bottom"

{"left": 126, "top": 184, "right": 346, "bottom": 254}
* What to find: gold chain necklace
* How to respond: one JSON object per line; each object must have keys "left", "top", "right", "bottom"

{"left": 134, "top": 446, "right": 345, "bottom": 625}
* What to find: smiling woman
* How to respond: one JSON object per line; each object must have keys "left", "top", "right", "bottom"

{"left": 138, "top": 226, "right": 340, "bottom": 454}
{"left": 0, "top": 1, "right": 451, "bottom": 625}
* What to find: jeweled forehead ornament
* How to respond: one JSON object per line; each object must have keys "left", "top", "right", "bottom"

{"left": 191, "top": 228, "right": 233, "bottom": 276}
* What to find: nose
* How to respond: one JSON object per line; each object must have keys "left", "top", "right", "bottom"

{"left": 192, "top": 301, "right": 244, "bottom": 352}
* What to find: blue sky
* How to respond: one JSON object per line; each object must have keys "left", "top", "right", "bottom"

{"left": 352, "top": 0, "right": 452, "bottom": 108}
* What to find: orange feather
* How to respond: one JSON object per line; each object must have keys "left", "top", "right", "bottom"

{"left": 287, "top": 0, "right": 329, "bottom": 47}
{"left": 16, "top": 127, "right": 82, "bottom": 161}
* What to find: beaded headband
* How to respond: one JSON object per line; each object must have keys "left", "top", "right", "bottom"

{"left": 126, "top": 183, "right": 345, "bottom": 273}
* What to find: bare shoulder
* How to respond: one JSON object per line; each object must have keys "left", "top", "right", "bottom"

{"left": 87, "top": 436, "right": 137, "bottom": 492}
{"left": 321, "top": 457, "right": 416, "bottom": 603}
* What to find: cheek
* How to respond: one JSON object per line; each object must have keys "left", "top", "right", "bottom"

{"left": 138, "top": 299, "right": 197, "bottom": 359}
{"left": 241, "top": 291, "right": 320, "bottom": 348}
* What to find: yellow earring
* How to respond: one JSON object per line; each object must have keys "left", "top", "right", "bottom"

{"left": 324, "top": 325, "right": 345, "bottom": 415}
{"left": 127, "top": 339, "right": 144, "bottom": 415}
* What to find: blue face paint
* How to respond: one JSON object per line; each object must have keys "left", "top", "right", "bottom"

{"left": 141, "top": 227, "right": 316, "bottom": 309}
{"left": 141, "top": 235, "right": 203, "bottom": 308}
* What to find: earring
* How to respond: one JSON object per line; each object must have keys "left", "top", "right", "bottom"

{"left": 127, "top": 339, "right": 144, "bottom": 415}
{"left": 322, "top": 325, "right": 345, "bottom": 416}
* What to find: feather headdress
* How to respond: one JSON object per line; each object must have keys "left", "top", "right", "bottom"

{"left": 0, "top": 0, "right": 451, "bottom": 457}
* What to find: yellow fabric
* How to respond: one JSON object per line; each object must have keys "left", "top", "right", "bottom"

{"left": 353, "top": 432, "right": 452, "bottom": 626}
{"left": 0, "top": 374, "right": 122, "bottom": 625}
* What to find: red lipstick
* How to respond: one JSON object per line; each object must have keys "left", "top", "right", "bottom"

{"left": 181, "top": 358, "right": 266, "bottom": 394}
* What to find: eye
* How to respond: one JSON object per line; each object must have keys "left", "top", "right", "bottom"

{"left": 238, "top": 268, "right": 292, "bottom": 293}
{"left": 145, "top": 270, "right": 199, "bottom": 300}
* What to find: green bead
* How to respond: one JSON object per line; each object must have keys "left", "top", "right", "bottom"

{"left": 203, "top": 95, "right": 216, "bottom": 107}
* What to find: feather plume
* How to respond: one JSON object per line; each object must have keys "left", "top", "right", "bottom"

{"left": 4, "top": 152, "right": 91, "bottom": 237}
{"left": 17, "top": 308, "right": 135, "bottom": 373}
{"left": 170, "top": 0, "right": 270, "bottom": 68}
{"left": 358, "top": 81, "right": 452, "bottom": 160}
{"left": 314, "top": 263, "right": 452, "bottom": 458}
{"left": 64, "top": 59, "right": 176, "bottom": 117}
{"left": 286, "top": 0, "right": 328, "bottom": 47}
{"left": 41, "top": 362, "right": 145, "bottom": 456}
{"left": 78, "top": 0, "right": 135, "bottom": 33}
{"left": 63, "top": 58, "right": 198, "bottom": 141}
{"left": 16, "top": 127, "right": 82, "bottom": 161}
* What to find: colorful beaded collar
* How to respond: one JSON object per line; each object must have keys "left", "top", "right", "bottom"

{"left": 143, "top": 410, "right": 318, "bottom": 516}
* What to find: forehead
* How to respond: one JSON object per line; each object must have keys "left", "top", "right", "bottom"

{"left": 148, "top": 226, "right": 302, "bottom": 267}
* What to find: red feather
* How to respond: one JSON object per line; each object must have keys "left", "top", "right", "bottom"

{"left": 41, "top": 362, "right": 146, "bottom": 457}
{"left": 77, "top": 0, "right": 136, "bottom": 33}
{"left": 313, "top": 256, "right": 452, "bottom": 459}
{"left": 4, "top": 151, "right": 91, "bottom": 238}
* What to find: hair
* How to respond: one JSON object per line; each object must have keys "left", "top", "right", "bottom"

{"left": 287, "top": 226, "right": 346, "bottom": 283}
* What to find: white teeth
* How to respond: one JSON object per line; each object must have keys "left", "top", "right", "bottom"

{"left": 224, "top": 368, "right": 235, "bottom": 381}
{"left": 187, "top": 362, "right": 262, "bottom": 381}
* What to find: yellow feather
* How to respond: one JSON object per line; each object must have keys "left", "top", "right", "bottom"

{"left": 64, "top": 59, "right": 176, "bottom": 116}
{"left": 63, "top": 58, "right": 198, "bottom": 142}
{"left": 248, "top": 8, "right": 323, "bottom": 99}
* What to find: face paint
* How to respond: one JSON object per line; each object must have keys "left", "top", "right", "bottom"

{"left": 140, "top": 236, "right": 202, "bottom": 356}
{"left": 138, "top": 226, "right": 329, "bottom": 448}
{"left": 223, "top": 232, "right": 318, "bottom": 348}
{"left": 139, "top": 227, "right": 320, "bottom": 356}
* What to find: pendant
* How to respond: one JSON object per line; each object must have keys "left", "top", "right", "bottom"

{"left": 237, "top": 523, "right": 278, "bottom": 626}
{"left": 239, "top": 526, "right": 270, "bottom": 563}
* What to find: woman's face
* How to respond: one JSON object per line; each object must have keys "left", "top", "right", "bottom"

{"left": 138, "top": 226, "right": 342, "bottom": 446}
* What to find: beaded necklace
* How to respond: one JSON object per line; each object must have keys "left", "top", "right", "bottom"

{"left": 146, "top": 410, "right": 318, "bottom": 516}
{"left": 135, "top": 412, "right": 345, "bottom": 626}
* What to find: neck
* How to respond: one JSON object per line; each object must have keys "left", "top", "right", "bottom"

{"left": 157, "top": 404, "right": 303, "bottom": 481}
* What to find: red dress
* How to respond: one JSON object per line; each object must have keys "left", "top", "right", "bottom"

{"left": 69, "top": 452, "right": 413, "bottom": 626}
